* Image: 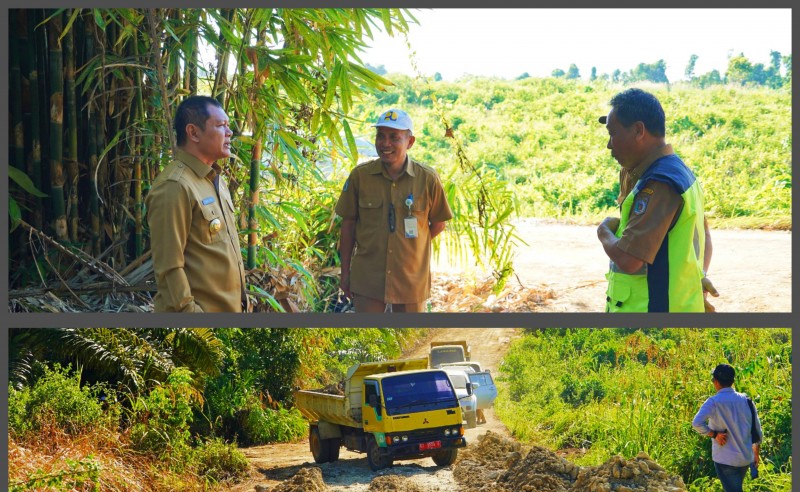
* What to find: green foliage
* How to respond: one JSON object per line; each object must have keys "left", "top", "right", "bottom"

{"left": 242, "top": 401, "right": 308, "bottom": 444}
{"left": 495, "top": 328, "right": 792, "bottom": 487}
{"left": 192, "top": 437, "right": 249, "bottom": 485}
{"left": 355, "top": 76, "right": 790, "bottom": 224}
{"left": 8, "top": 363, "right": 113, "bottom": 439}
{"left": 8, "top": 457, "right": 101, "bottom": 492}
{"left": 130, "top": 368, "right": 199, "bottom": 462}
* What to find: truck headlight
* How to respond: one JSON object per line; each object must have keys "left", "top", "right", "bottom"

{"left": 444, "top": 428, "right": 451, "bottom": 436}
{"left": 401, "top": 435, "right": 408, "bottom": 442}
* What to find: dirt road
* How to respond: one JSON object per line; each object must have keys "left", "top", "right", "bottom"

{"left": 229, "top": 328, "right": 521, "bottom": 492}
{"left": 434, "top": 219, "right": 792, "bottom": 312}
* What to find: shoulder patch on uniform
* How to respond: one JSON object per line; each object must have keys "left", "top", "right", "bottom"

{"left": 639, "top": 187, "right": 654, "bottom": 195}
{"left": 167, "top": 164, "right": 186, "bottom": 182}
{"left": 633, "top": 196, "right": 650, "bottom": 215}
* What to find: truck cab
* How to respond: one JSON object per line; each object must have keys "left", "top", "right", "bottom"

{"left": 429, "top": 341, "right": 471, "bottom": 368}
{"left": 294, "top": 358, "right": 466, "bottom": 471}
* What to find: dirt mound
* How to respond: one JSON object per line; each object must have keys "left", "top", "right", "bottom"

{"left": 454, "top": 431, "right": 523, "bottom": 485}
{"left": 430, "top": 272, "right": 555, "bottom": 312}
{"left": 499, "top": 445, "right": 579, "bottom": 491}
{"left": 267, "top": 466, "right": 327, "bottom": 492}
{"left": 453, "top": 431, "right": 685, "bottom": 492}
{"left": 368, "top": 475, "right": 427, "bottom": 492}
{"left": 574, "top": 453, "right": 686, "bottom": 492}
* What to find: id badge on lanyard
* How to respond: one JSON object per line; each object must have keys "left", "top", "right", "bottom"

{"left": 403, "top": 193, "right": 418, "bottom": 238}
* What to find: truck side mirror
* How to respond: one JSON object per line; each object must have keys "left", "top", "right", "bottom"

{"left": 465, "top": 382, "right": 473, "bottom": 395}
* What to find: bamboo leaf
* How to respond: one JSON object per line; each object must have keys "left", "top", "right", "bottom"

{"left": 59, "top": 8, "right": 82, "bottom": 43}
{"left": 9, "top": 197, "right": 21, "bottom": 231}
{"left": 9, "top": 167, "right": 49, "bottom": 197}
{"left": 92, "top": 9, "right": 107, "bottom": 29}
{"left": 341, "top": 118, "right": 358, "bottom": 164}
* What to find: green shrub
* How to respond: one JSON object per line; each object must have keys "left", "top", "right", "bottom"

{"left": 193, "top": 437, "right": 249, "bottom": 484}
{"left": 130, "top": 368, "right": 198, "bottom": 461}
{"left": 8, "top": 364, "right": 110, "bottom": 439}
{"left": 242, "top": 400, "right": 307, "bottom": 444}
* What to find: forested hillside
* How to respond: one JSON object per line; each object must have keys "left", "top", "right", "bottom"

{"left": 349, "top": 75, "right": 791, "bottom": 225}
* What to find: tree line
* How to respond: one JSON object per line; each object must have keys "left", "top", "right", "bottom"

{"left": 545, "top": 51, "right": 792, "bottom": 87}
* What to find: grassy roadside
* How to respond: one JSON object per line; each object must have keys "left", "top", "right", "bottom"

{"left": 493, "top": 328, "right": 792, "bottom": 491}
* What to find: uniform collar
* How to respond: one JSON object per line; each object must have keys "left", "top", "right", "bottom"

{"left": 629, "top": 144, "right": 674, "bottom": 182}
{"left": 367, "top": 156, "right": 417, "bottom": 178}
{"left": 175, "top": 148, "right": 222, "bottom": 182}
{"left": 716, "top": 386, "right": 735, "bottom": 394}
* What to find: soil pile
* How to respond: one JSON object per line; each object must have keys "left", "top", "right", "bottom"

{"left": 453, "top": 431, "right": 685, "bottom": 492}
{"left": 498, "top": 445, "right": 580, "bottom": 491}
{"left": 573, "top": 453, "right": 686, "bottom": 492}
{"left": 430, "top": 273, "right": 555, "bottom": 312}
{"left": 367, "top": 475, "right": 427, "bottom": 492}
{"left": 316, "top": 382, "right": 345, "bottom": 395}
{"left": 267, "top": 466, "right": 327, "bottom": 492}
{"left": 453, "top": 431, "right": 525, "bottom": 487}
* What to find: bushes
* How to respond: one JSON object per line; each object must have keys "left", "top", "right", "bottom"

{"left": 8, "top": 364, "right": 114, "bottom": 439}
{"left": 194, "top": 438, "right": 249, "bottom": 484}
{"left": 130, "top": 368, "right": 198, "bottom": 461}
{"left": 242, "top": 401, "right": 307, "bottom": 445}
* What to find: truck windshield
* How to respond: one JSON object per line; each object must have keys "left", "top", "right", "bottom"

{"left": 381, "top": 372, "right": 458, "bottom": 416}
{"left": 430, "top": 348, "right": 465, "bottom": 368}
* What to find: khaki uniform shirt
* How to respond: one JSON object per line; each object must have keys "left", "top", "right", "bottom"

{"left": 146, "top": 148, "right": 247, "bottom": 312}
{"left": 335, "top": 157, "right": 453, "bottom": 304}
{"left": 616, "top": 145, "right": 685, "bottom": 264}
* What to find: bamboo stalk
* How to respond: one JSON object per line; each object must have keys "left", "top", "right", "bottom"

{"left": 146, "top": 8, "right": 176, "bottom": 151}
{"left": 211, "top": 8, "right": 233, "bottom": 105}
{"left": 47, "top": 9, "right": 68, "bottom": 242}
{"left": 10, "top": 11, "right": 25, "bottom": 173}
{"left": 133, "top": 32, "right": 145, "bottom": 259}
{"left": 189, "top": 22, "right": 198, "bottom": 94}
{"left": 64, "top": 10, "right": 80, "bottom": 243}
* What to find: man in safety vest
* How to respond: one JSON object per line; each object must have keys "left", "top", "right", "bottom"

{"left": 596, "top": 88, "right": 711, "bottom": 312}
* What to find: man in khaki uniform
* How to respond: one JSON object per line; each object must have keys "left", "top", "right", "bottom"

{"left": 335, "top": 109, "right": 453, "bottom": 312}
{"left": 597, "top": 88, "right": 707, "bottom": 312}
{"left": 146, "top": 96, "right": 248, "bottom": 312}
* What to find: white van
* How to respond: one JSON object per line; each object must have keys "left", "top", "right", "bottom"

{"left": 443, "top": 368, "right": 478, "bottom": 428}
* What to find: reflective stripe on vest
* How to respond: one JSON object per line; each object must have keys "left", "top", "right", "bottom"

{"left": 606, "top": 155, "right": 705, "bottom": 312}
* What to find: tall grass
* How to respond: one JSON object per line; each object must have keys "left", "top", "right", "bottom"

{"left": 352, "top": 77, "right": 791, "bottom": 228}
{"left": 495, "top": 328, "right": 792, "bottom": 490}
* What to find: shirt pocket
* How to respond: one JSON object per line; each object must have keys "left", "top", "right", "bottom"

{"left": 196, "top": 202, "right": 226, "bottom": 245}
{"left": 358, "top": 196, "right": 384, "bottom": 223}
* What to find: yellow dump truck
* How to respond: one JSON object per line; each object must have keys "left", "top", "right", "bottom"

{"left": 429, "top": 340, "right": 471, "bottom": 368}
{"left": 294, "top": 357, "right": 466, "bottom": 471}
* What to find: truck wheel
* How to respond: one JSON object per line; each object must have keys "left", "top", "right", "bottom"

{"left": 466, "top": 411, "right": 478, "bottom": 429}
{"left": 310, "top": 426, "right": 331, "bottom": 463}
{"left": 431, "top": 448, "right": 458, "bottom": 466}
{"left": 327, "top": 438, "right": 341, "bottom": 462}
{"left": 366, "top": 436, "right": 391, "bottom": 471}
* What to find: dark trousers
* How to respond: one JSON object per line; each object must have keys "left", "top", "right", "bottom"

{"left": 714, "top": 462, "right": 748, "bottom": 492}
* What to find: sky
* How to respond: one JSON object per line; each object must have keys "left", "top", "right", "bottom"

{"left": 360, "top": 9, "right": 792, "bottom": 82}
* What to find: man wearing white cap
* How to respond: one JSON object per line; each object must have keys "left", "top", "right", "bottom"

{"left": 335, "top": 109, "right": 453, "bottom": 312}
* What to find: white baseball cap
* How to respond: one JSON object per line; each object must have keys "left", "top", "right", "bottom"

{"left": 373, "top": 108, "right": 413, "bottom": 135}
